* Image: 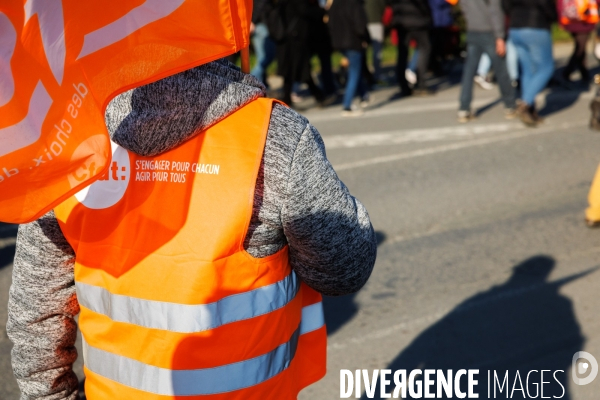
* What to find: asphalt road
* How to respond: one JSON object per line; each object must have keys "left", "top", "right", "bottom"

{"left": 2, "top": 44, "right": 600, "bottom": 399}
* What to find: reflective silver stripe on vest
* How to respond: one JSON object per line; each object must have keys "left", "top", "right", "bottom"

{"left": 76, "top": 272, "right": 299, "bottom": 333}
{"left": 83, "top": 327, "right": 301, "bottom": 395}
{"left": 299, "top": 302, "right": 325, "bottom": 334}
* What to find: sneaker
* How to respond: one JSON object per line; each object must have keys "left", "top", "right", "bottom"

{"left": 290, "top": 92, "right": 304, "bottom": 103}
{"left": 341, "top": 106, "right": 364, "bottom": 117}
{"left": 457, "top": 110, "right": 474, "bottom": 123}
{"left": 531, "top": 107, "right": 544, "bottom": 124}
{"left": 390, "top": 87, "right": 412, "bottom": 100}
{"left": 504, "top": 108, "right": 517, "bottom": 119}
{"left": 400, "top": 86, "right": 413, "bottom": 97}
{"left": 405, "top": 69, "right": 417, "bottom": 85}
{"left": 516, "top": 103, "right": 537, "bottom": 127}
{"left": 474, "top": 75, "right": 494, "bottom": 90}
{"left": 359, "top": 94, "right": 371, "bottom": 108}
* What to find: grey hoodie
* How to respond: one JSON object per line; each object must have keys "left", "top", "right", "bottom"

{"left": 460, "top": 0, "right": 506, "bottom": 39}
{"left": 7, "top": 59, "right": 376, "bottom": 399}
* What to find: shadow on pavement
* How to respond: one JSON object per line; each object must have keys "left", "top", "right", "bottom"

{"left": 362, "top": 255, "right": 596, "bottom": 399}
{"left": 323, "top": 231, "right": 386, "bottom": 336}
{"left": 0, "top": 224, "right": 18, "bottom": 270}
{"left": 538, "top": 65, "right": 600, "bottom": 118}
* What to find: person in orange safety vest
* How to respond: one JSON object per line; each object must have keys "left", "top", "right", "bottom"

{"left": 7, "top": 59, "right": 377, "bottom": 399}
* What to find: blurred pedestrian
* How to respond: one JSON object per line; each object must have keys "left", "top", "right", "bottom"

{"left": 251, "top": 0, "right": 277, "bottom": 86}
{"left": 429, "top": 0, "right": 455, "bottom": 76}
{"left": 267, "top": 0, "right": 325, "bottom": 106}
{"left": 308, "top": 0, "right": 338, "bottom": 102}
{"left": 585, "top": 162, "right": 600, "bottom": 227}
{"left": 328, "top": 0, "right": 371, "bottom": 116}
{"left": 503, "top": 0, "right": 557, "bottom": 126}
{"left": 387, "top": 0, "right": 434, "bottom": 96}
{"left": 457, "top": 0, "right": 516, "bottom": 122}
{"left": 365, "top": 0, "right": 387, "bottom": 82}
{"left": 557, "top": 0, "right": 599, "bottom": 83}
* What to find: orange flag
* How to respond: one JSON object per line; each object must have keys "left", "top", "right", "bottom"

{"left": 0, "top": 0, "right": 252, "bottom": 223}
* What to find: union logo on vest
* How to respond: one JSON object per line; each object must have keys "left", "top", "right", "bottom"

{"left": 72, "top": 140, "right": 130, "bottom": 209}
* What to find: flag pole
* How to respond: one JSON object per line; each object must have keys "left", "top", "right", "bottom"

{"left": 241, "top": 46, "right": 250, "bottom": 74}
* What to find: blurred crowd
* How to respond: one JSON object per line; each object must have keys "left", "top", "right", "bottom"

{"left": 249, "top": 0, "right": 600, "bottom": 126}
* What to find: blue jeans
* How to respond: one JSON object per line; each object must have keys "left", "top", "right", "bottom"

{"left": 342, "top": 50, "right": 367, "bottom": 110}
{"left": 509, "top": 28, "right": 554, "bottom": 106}
{"left": 459, "top": 32, "right": 516, "bottom": 111}
{"left": 409, "top": 49, "right": 418, "bottom": 72}
{"left": 250, "top": 23, "right": 276, "bottom": 85}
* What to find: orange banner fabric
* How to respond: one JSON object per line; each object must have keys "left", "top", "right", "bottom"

{"left": 0, "top": 0, "right": 252, "bottom": 223}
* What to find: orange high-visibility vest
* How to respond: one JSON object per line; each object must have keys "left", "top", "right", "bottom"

{"left": 560, "top": 0, "right": 600, "bottom": 24}
{"left": 54, "top": 98, "right": 327, "bottom": 400}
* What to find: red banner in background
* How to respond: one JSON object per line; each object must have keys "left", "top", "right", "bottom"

{"left": 0, "top": 0, "right": 252, "bottom": 223}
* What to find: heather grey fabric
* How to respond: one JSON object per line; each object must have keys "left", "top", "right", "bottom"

{"left": 8, "top": 59, "right": 376, "bottom": 399}
{"left": 105, "top": 60, "right": 267, "bottom": 157}
{"left": 460, "top": 0, "right": 506, "bottom": 39}
{"left": 7, "top": 212, "right": 79, "bottom": 400}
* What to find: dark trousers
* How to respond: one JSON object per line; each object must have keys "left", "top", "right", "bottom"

{"left": 396, "top": 28, "right": 431, "bottom": 90}
{"left": 430, "top": 27, "right": 448, "bottom": 75}
{"left": 310, "top": 43, "right": 336, "bottom": 96}
{"left": 459, "top": 31, "right": 516, "bottom": 111}
{"left": 564, "top": 31, "right": 591, "bottom": 80}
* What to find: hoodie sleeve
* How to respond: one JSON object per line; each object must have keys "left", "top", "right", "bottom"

{"left": 7, "top": 211, "right": 80, "bottom": 400}
{"left": 489, "top": 0, "right": 506, "bottom": 39}
{"left": 281, "top": 122, "right": 377, "bottom": 296}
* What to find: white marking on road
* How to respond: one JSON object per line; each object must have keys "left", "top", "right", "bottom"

{"left": 323, "top": 122, "right": 524, "bottom": 149}
{"left": 305, "top": 88, "right": 595, "bottom": 123}
{"left": 0, "top": 237, "right": 16, "bottom": 249}
{"left": 333, "top": 121, "right": 585, "bottom": 171}
{"left": 306, "top": 97, "right": 497, "bottom": 123}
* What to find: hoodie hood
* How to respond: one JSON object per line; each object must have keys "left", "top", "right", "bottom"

{"left": 104, "top": 59, "right": 266, "bottom": 157}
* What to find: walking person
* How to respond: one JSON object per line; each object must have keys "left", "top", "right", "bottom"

{"left": 457, "top": 0, "right": 517, "bottom": 122}
{"left": 557, "top": 0, "right": 599, "bottom": 84}
{"left": 268, "top": 0, "right": 325, "bottom": 106}
{"left": 308, "top": 0, "right": 338, "bottom": 102}
{"left": 429, "top": 0, "right": 455, "bottom": 76}
{"left": 328, "top": 0, "right": 371, "bottom": 116}
{"left": 250, "top": 0, "right": 277, "bottom": 86}
{"left": 387, "top": 0, "right": 434, "bottom": 96}
{"left": 503, "top": 0, "right": 557, "bottom": 126}
{"left": 365, "top": 0, "right": 387, "bottom": 82}
{"left": 7, "top": 60, "right": 377, "bottom": 399}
